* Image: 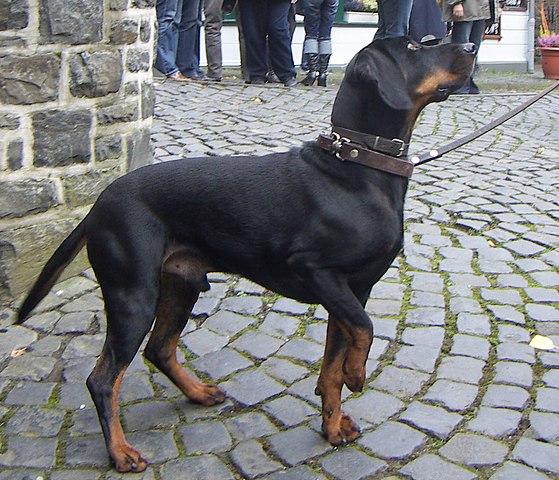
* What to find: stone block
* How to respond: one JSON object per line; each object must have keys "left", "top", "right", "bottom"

{"left": 0, "top": 214, "right": 90, "bottom": 302}
{"left": 61, "top": 168, "right": 121, "bottom": 208}
{"left": 70, "top": 50, "right": 122, "bottom": 98}
{"left": 95, "top": 135, "right": 123, "bottom": 162}
{"left": 141, "top": 80, "right": 155, "bottom": 119}
{"left": 0, "top": 0, "right": 29, "bottom": 30}
{"left": 0, "top": 54, "right": 60, "bottom": 104}
{"left": 0, "top": 436, "right": 57, "bottom": 468}
{"left": 0, "top": 178, "right": 59, "bottom": 218}
{"left": 160, "top": 456, "right": 234, "bottom": 480}
{"left": 511, "top": 437, "right": 559, "bottom": 474}
{"left": 400, "top": 454, "right": 477, "bottom": 480}
{"left": 231, "top": 440, "right": 283, "bottom": 479}
{"left": 359, "top": 421, "right": 427, "bottom": 460}
{"left": 39, "top": 0, "right": 103, "bottom": 44}
{"left": 110, "top": 18, "right": 138, "bottom": 44}
{"left": 0, "top": 113, "right": 19, "bottom": 129}
{"left": 440, "top": 433, "right": 508, "bottom": 467}
{"left": 468, "top": 406, "right": 522, "bottom": 439}
{"left": 33, "top": 109, "right": 92, "bottom": 167}
{"left": 7, "top": 140, "right": 23, "bottom": 170}
{"left": 268, "top": 426, "right": 331, "bottom": 466}
{"left": 109, "top": 0, "right": 128, "bottom": 10}
{"left": 97, "top": 102, "right": 138, "bottom": 125}
{"left": 140, "top": 18, "right": 152, "bottom": 42}
{"left": 320, "top": 448, "right": 387, "bottom": 480}
{"left": 224, "top": 412, "right": 278, "bottom": 441}
{"left": 262, "top": 395, "right": 318, "bottom": 427}
{"left": 126, "top": 48, "right": 150, "bottom": 72}
{"left": 401, "top": 401, "right": 462, "bottom": 439}
{"left": 178, "top": 421, "right": 232, "bottom": 454}
{"left": 133, "top": 0, "right": 157, "bottom": 7}
{"left": 127, "top": 129, "right": 153, "bottom": 171}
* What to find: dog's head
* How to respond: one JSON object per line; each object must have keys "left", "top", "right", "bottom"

{"left": 332, "top": 38, "right": 476, "bottom": 136}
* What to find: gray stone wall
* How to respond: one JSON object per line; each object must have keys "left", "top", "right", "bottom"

{"left": 0, "top": 0, "right": 156, "bottom": 307}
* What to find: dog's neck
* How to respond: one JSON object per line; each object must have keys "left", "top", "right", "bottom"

{"left": 331, "top": 86, "right": 418, "bottom": 144}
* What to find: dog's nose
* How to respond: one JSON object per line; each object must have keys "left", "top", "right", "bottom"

{"left": 463, "top": 43, "right": 477, "bottom": 55}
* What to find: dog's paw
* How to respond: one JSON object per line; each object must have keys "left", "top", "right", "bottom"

{"left": 112, "top": 445, "right": 149, "bottom": 473}
{"left": 322, "top": 412, "right": 361, "bottom": 445}
{"left": 191, "top": 384, "right": 226, "bottom": 406}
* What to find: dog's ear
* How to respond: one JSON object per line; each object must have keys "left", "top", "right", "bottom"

{"left": 350, "top": 40, "right": 413, "bottom": 111}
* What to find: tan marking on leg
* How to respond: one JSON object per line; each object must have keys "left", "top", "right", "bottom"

{"left": 107, "top": 370, "right": 148, "bottom": 473}
{"left": 336, "top": 321, "right": 372, "bottom": 392}
{"left": 317, "top": 317, "right": 361, "bottom": 445}
{"left": 145, "top": 272, "right": 225, "bottom": 405}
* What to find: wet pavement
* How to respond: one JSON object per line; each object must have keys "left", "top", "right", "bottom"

{"left": 1, "top": 73, "right": 558, "bottom": 479}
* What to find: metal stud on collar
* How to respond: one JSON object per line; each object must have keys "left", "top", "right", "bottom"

{"left": 330, "top": 132, "right": 350, "bottom": 161}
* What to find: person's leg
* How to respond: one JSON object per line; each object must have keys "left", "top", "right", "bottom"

{"left": 176, "top": 0, "right": 204, "bottom": 77}
{"left": 317, "top": 0, "right": 337, "bottom": 87}
{"left": 467, "top": 19, "right": 486, "bottom": 94}
{"left": 374, "top": 0, "right": 385, "bottom": 40}
{"left": 203, "top": 0, "right": 223, "bottom": 80}
{"left": 374, "top": 0, "right": 412, "bottom": 40}
{"left": 238, "top": 0, "right": 269, "bottom": 82}
{"left": 450, "top": 21, "right": 474, "bottom": 93}
{"left": 267, "top": 0, "right": 296, "bottom": 84}
{"left": 450, "top": 20, "right": 472, "bottom": 44}
{"left": 155, "top": 0, "right": 181, "bottom": 76}
{"left": 300, "top": 0, "right": 320, "bottom": 85}
{"left": 235, "top": 6, "right": 251, "bottom": 82}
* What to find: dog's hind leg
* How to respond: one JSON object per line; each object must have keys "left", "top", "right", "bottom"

{"left": 315, "top": 316, "right": 361, "bottom": 445}
{"left": 144, "top": 271, "right": 226, "bottom": 405}
{"left": 86, "top": 290, "right": 157, "bottom": 472}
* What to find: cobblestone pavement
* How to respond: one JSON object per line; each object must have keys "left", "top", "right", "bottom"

{"left": 1, "top": 77, "right": 558, "bottom": 480}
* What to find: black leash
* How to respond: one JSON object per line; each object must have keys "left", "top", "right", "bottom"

{"left": 410, "top": 80, "right": 559, "bottom": 166}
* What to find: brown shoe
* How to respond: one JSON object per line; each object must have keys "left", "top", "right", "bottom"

{"left": 167, "top": 72, "right": 190, "bottom": 81}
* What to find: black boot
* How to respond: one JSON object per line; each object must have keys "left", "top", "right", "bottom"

{"left": 317, "top": 54, "right": 331, "bottom": 87}
{"left": 299, "top": 53, "right": 319, "bottom": 86}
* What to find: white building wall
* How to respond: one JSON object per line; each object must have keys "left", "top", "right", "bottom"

{"left": 200, "top": 11, "right": 530, "bottom": 72}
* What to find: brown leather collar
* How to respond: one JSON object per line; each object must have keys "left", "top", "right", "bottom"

{"left": 333, "top": 127, "right": 409, "bottom": 157}
{"left": 317, "top": 129, "right": 414, "bottom": 178}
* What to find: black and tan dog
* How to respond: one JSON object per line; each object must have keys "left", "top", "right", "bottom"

{"left": 17, "top": 38, "right": 475, "bottom": 472}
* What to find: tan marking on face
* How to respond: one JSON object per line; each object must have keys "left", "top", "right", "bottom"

{"left": 415, "top": 68, "right": 460, "bottom": 96}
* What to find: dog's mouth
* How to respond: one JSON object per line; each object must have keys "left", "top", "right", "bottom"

{"left": 436, "top": 80, "right": 464, "bottom": 99}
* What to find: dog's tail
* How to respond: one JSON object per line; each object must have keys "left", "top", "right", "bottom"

{"left": 16, "top": 218, "right": 88, "bottom": 324}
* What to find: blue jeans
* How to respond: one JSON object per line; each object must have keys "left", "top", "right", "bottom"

{"left": 451, "top": 20, "right": 485, "bottom": 92}
{"left": 302, "top": 0, "right": 338, "bottom": 54}
{"left": 374, "top": 0, "right": 413, "bottom": 40}
{"left": 155, "top": 0, "right": 181, "bottom": 76}
{"left": 176, "top": 0, "right": 204, "bottom": 77}
{"left": 238, "top": 0, "right": 296, "bottom": 82}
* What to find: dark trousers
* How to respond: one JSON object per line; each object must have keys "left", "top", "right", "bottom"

{"left": 238, "top": 0, "right": 296, "bottom": 82}
{"left": 374, "top": 0, "right": 413, "bottom": 40}
{"left": 451, "top": 19, "right": 485, "bottom": 93}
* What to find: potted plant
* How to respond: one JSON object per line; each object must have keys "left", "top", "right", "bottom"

{"left": 538, "top": 4, "right": 559, "bottom": 79}
{"left": 344, "top": 0, "right": 378, "bottom": 24}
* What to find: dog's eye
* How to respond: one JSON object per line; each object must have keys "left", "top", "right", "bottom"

{"left": 407, "top": 42, "right": 421, "bottom": 51}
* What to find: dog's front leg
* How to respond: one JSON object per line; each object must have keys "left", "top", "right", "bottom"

{"left": 316, "top": 316, "right": 362, "bottom": 445}
{"left": 288, "top": 257, "right": 373, "bottom": 444}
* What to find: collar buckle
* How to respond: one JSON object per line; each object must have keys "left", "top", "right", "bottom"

{"left": 391, "top": 138, "right": 407, "bottom": 157}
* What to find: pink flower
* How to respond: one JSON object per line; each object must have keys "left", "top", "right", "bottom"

{"left": 539, "top": 33, "right": 559, "bottom": 48}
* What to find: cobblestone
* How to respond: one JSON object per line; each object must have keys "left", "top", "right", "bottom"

{"left": 1, "top": 75, "right": 558, "bottom": 479}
